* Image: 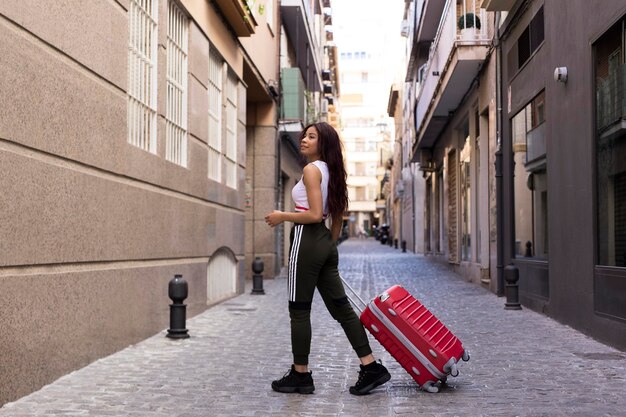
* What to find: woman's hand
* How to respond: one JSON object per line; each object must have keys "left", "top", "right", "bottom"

{"left": 265, "top": 210, "right": 284, "bottom": 227}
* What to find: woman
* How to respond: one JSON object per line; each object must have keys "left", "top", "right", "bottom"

{"left": 265, "top": 122, "right": 391, "bottom": 395}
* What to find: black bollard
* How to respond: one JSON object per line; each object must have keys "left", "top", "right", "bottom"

{"left": 504, "top": 264, "right": 522, "bottom": 310}
{"left": 394, "top": 239, "right": 398, "bottom": 249}
{"left": 401, "top": 240, "right": 407, "bottom": 253}
{"left": 167, "top": 274, "right": 190, "bottom": 339}
{"left": 251, "top": 257, "right": 265, "bottom": 295}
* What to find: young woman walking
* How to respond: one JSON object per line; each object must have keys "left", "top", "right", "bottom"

{"left": 265, "top": 122, "right": 391, "bottom": 395}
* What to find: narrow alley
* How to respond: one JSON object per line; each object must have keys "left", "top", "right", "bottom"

{"left": 2, "top": 239, "right": 624, "bottom": 417}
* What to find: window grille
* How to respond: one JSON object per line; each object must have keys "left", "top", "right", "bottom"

{"left": 208, "top": 50, "right": 223, "bottom": 182}
{"left": 128, "top": 0, "right": 158, "bottom": 153}
{"left": 225, "top": 72, "right": 238, "bottom": 189}
{"left": 166, "top": 1, "right": 188, "bottom": 167}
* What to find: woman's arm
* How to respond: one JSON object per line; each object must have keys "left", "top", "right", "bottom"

{"left": 265, "top": 164, "right": 324, "bottom": 227}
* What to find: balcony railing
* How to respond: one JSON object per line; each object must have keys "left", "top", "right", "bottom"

{"left": 597, "top": 63, "right": 626, "bottom": 134}
{"left": 526, "top": 123, "right": 546, "bottom": 165}
{"left": 415, "top": 0, "right": 489, "bottom": 135}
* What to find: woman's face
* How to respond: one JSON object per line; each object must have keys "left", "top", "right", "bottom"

{"left": 300, "top": 126, "right": 321, "bottom": 161}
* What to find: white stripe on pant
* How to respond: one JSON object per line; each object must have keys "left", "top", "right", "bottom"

{"left": 288, "top": 225, "right": 303, "bottom": 302}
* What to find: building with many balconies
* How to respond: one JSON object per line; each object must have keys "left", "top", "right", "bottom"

{"left": 333, "top": 0, "right": 403, "bottom": 238}
{"left": 407, "top": 0, "right": 496, "bottom": 285}
{"left": 401, "top": 0, "right": 626, "bottom": 349}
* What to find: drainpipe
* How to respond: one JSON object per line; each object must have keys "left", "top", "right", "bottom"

{"left": 494, "top": 11, "right": 504, "bottom": 296}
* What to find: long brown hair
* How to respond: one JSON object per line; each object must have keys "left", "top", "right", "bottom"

{"left": 300, "top": 122, "right": 348, "bottom": 220}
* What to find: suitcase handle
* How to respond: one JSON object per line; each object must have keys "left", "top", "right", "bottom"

{"left": 339, "top": 274, "right": 369, "bottom": 313}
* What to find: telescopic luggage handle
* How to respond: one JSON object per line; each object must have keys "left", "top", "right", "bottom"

{"left": 339, "top": 274, "right": 369, "bottom": 314}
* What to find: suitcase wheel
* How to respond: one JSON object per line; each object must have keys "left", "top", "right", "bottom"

{"left": 443, "top": 358, "right": 459, "bottom": 377}
{"left": 422, "top": 381, "right": 439, "bottom": 393}
{"left": 462, "top": 350, "right": 470, "bottom": 362}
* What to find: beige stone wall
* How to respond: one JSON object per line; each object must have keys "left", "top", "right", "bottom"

{"left": 0, "top": 0, "right": 246, "bottom": 405}
{"left": 245, "top": 124, "right": 278, "bottom": 278}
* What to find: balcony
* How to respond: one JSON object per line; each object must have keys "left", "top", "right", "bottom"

{"left": 481, "top": 0, "right": 516, "bottom": 11}
{"left": 281, "top": 0, "right": 323, "bottom": 92}
{"left": 413, "top": 0, "right": 490, "bottom": 154}
{"left": 597, "top": 63, "right": 626, "bottom": 140}
{"left": 525, "top": 123, "right": 546, "bottom": 171}
{"left": 213, "top": 0, "right": 257, "bottom": 37}
{"left": 406, "top": 0, "right": 447, "bottom": 81}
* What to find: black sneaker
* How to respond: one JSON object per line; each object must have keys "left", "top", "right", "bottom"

{"left": 271, "top": 365, "right": 315, "bottom": 394}
{"left": 349, "top": 361, "right": 391, "bottom": 395}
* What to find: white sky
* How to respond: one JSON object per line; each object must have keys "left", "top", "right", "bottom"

{"left": 331, "top": 0, "right": 406, "bottom": 119}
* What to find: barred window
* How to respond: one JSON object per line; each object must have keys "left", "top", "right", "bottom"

{"left": 208, "top": 50, "right": 223, "bottom": 182}
{"left": 225, "top": 72, "right": 238, "bottom": 189}
{"left": 128, "top": 0, "right": 158, "bottom": 153}
{"left": 166, "top": 1, "right": 188, "bottom": 167}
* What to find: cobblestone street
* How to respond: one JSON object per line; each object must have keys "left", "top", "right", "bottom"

{"left": 2, "top": 239, "right": 625, "bottom": 417}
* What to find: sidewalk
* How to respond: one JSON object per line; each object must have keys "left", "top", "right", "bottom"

{"left": 1, "top": 239, "right": 624, "bottom": 417}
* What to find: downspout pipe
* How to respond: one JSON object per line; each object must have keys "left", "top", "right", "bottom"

{"left": 494, "top": 11, "right": 505, "bottom": 296}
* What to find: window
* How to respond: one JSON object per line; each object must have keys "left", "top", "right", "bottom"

{"left": 166, "top": 1, "right": 188, "bottom": 167}
{"left": 595, "top": 19, "right": 626, "bottom": 267}
{"left": 225, "top": 72, "right": 238, "bottom": 189}
{"left": 128, "top": 0, "right": 158, "bottom": 153}
{"left": 516, "top": 6, "right": 544, "bottom": 70}
{"left": 512, "top": 92, "right": 548, "bottom": 260}
{"left": 208, "top": 50, "right": 223, "bottom": 182}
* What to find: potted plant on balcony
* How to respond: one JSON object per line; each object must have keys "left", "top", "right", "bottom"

{"left": 458, "top": 12, "right": 481, "bottom": 40}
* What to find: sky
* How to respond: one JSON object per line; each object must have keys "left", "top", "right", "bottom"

{"left": 330, "top": 0, "right": 407, "bottom": 120}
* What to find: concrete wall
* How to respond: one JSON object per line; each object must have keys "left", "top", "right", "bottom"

{"left": 0, "top": 0, "right": 246, "bottom": 404}
{"left": 246, "top": 122, "right": 279, "bottom": 278}
{"left": 500, "top": 0, "right": 626, "bottom": 349}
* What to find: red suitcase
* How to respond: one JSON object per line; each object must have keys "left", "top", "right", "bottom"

{"left": 342, "top": 280, "right": 469, "bottom": 393}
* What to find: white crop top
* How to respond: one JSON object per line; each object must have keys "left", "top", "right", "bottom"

{"left": 291, "top": 160, "right": 329, "bottom": 218}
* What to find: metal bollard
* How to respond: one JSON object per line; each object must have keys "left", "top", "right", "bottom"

{"left": 394, "top": 239, "right": 398, "bottom": 249}
{"left": 401, "top": 240, "right": 406, "bottom": 253}
{"left": 251, "top": 257, "right": 265, "bottom": 295}
{"left": 167, "top": 274, "right": 190, "bottom": 339}
{"left": 504, "top": 264, "right": 522, "bottom": 310}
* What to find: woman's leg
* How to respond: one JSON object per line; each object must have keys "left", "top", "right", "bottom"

{"left": 316, "top": 246, "right": 373, "bottom": 359}
{"left": 317, "top": 243, "right": 391, "bottom": 395}
{"left": 287, "top": 224, "right": 326, "bottom": 370}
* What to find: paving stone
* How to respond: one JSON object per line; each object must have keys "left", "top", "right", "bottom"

{"left": 0, "top": 239, "right": 624, "bottom": 416}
